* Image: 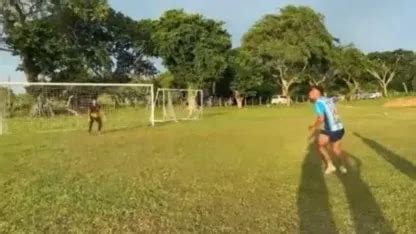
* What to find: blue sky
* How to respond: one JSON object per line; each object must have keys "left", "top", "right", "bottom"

{"left": 1, "top": 0, "right": 415, "bottom": 81}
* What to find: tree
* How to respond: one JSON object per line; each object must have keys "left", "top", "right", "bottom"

{"left": 153, "top": 9, "right": 231, "bottom": 88}
{"left": 153, "top": 9, "right": 231, "bottom": 112}
{"left": 1, "top": 0, "right": 111, "bottom": 82}
{"left": 228, "top": 48, "right": 263, "bottom": 108}
{"left": 104, "top": 10, "right": 157, "bottom": 81}
{"left": 154, "top": 72, "right": 174, "bottom": 89}
{"left": 1, "top": 0, "right": 156, "bottom": 83}
{"left": 306, "top": 48, "right": 337, "bottom": 89}
{"left": 392, "top": 50, "right": 416, "bottom": 92}
{"left": 366, "top": 51, "right": 406, "bottom": 97}
{"left": 367, "top": 50, "right": 416, "bottom": 94}
{"left": 243, "top": 6, "right": 335, "bottom": 105}
{"left": 1, "top": 0, "right": 60, "bottom": 81}
{"left": 334, "top": 45, "right": 370, "bottom": 99}
{"left": 50, "top": 1, "right": 146, "bottom": 82}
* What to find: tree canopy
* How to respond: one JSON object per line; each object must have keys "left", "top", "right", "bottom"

{"left": 2, "top": 3, "right": 416, "bottom": 105}
{"left": 152, "top": 9, "right": 232, "bottom": 89}
{"left": 1, "top": 0, "right": 156, "bottom": 83}
{"left": 227, "top": 48, "right": 264, "bottom": 108}
{"left": 242, "top": 6, "right": 335, "bottom": 103}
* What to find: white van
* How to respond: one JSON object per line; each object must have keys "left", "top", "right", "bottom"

{"left": 271, "top": 95, "right": 289, "bottom": 105}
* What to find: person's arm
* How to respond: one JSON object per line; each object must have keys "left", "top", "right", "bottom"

{"left": 309, "top": 116, "right": 324, "bottom": 131}
{"left": 309, "top": 102, "right": 325, "bottom": 131}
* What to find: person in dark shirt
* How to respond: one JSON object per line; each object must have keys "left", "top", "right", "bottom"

{"left": 88, "top": 99, "right": 103, "bottom": 133}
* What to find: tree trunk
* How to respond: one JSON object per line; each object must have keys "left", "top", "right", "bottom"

{"left": 187, "top": 88, "right": 198, "bottom": 119}
{"left": 382, "top": 83, "right": 388, "bottom": 97}
{"left": 346, "top": 83, "right": 357, "bottom": 101}
{"left": 166, "top": 91, "right": 177, "bottom": 121}
{"left": 348, "top": 86, "right": 359, "bottom": 101}
{"left": 281, "top": 83, "right": 291, "bottom": 106}
{"left": 402, "top": 82, "right": 408, "bottom": 94}
{"left": 23, "top": 56, "right": 39, "bottom": 82}
{"left": 367, "top": 68, "right": 395, "bottom": 98}
{"left": 343, "top": 77, "right": 360, "bottom": 101}
{"left": 234, "top": 91, "right": 244, "bottom": 109}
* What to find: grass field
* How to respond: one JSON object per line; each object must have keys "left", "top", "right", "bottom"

{"left": 0, "top": 100, "right": 415, "bottom": 233}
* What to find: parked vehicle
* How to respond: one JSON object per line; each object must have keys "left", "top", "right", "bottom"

{"left": 367, "top": 92, "right": 383, "bottom": 99}
{"left": 271, "top": 95, "right": 290, "bottom": 105}
{"left": 354, "top": 92, "right": 382, "bottom": 100}
{"left": 330, "top": 95, "right": 345, "bottom": 102}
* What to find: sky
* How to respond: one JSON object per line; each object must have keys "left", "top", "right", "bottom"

{"left": 1, "top": 0, "right": 416, "bottom": 82}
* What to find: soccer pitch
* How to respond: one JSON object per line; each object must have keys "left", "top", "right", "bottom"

{"left": 0, "top": 101, "right": 415, "bottom": 233}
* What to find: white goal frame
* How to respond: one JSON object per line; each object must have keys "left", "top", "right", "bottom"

{"left": 0, "top": 82, "right": 155, "bottom": 135}
{"left": 154, "top": 88, "right": 203, "bottom": 123}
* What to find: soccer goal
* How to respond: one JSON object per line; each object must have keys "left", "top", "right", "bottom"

{"left": 154, "top": 88, "right": 203, "bottom": 123}
{"left": 0, "top": 82, "right": 154, "bottom": 135}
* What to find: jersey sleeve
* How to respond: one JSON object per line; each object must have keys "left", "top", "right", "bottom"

{"left": 315, "top": 102, "right": 325, "bottom": 117}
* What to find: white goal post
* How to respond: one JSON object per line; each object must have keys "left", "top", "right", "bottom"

{"left": 0, "top": 82, "right": 155, "bottom": 135}
{"left": 154, "top": 88, "right": 203, "bottom": 123}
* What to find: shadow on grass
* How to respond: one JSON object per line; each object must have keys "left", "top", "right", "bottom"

{"left": 297, "top": 144, "right": 337, "bottom": 233}
{"left": 202, "top": 111, "right": 227, "bottom": 118}
{"left": 102, "top": 124, "right": 149, "bottom": 134}
{"left": 354, "top": 132, "right": 416, "bottom": 181}
{"left": 336, "top": 153, "right": 394, "bottom": 233}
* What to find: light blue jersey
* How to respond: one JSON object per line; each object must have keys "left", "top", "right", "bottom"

{"left": 315, "top": 97, "right": 344, "bottom": 132}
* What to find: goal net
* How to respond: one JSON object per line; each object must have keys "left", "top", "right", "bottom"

{"left": 0, "top": 82, "right": 154, "bottom": 135}
{"left": 154, "top": 88, "right": 203, "bottom": 123}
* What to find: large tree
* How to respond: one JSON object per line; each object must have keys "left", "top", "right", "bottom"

{"left": 334, "top": 45, "right": 370, "bottom": 99}
{"left": 367, "top": 50, "right": 416, "bottom": 95}
{"left": 153, "top": 9, "right": 231, "bottom": 113}
{"left": 153, "top": 9, "right": 231, "bottom": 88}
{"left": 1, "top": 0, "right": 111, "bottom": 82}
{"left": 1, "top": 0, "right": 155, "bottom": 83}
{"left": 367, "top": 50, "right": 414, "bottom": 96}
{"left": 45, "top": 1, "right": 156, "bottom": 82}
{"left": 1, "top": 0, "right": 60, "bottom": 81}
{"left": 242, "top": 6, "right": 335, "bottom": 105}
{"left": 228, "top": 48, "right": 263, "bottom": 108}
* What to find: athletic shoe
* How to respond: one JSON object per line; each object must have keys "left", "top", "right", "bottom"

{"left": 339, "top": 166, "right": 348, "bottom": 174}
{"left": 325, "top": 165, "right": 337, "bottom": 175}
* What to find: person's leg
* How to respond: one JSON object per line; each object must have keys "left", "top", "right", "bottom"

{"left": 88, "top": 118, "right": 94, "bottom": 133}
{"left": 333, "top": 141, "right": 344, "bottom": 163}
{"left": 317, "top": 133, "right": 336, "bottom": 174}
{"left": 333, "top": 140, "right": 349, "bottom": 173}
{"left": 97, "top": 117, "right": 102, "bottom": 132}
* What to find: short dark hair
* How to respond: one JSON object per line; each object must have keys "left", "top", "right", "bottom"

{"left": 309, "top": 85, "right": 324, "bottom": 95}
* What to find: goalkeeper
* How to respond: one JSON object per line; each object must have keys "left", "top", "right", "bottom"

{"left": 88, "top": 99, "right": 104, "bottom": 133}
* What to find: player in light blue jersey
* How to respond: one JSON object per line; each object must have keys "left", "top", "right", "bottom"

{"left": 308, "top": 86, "right": 349, "bottom": 174}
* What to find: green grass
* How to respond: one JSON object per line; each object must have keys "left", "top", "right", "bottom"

{"left": 0, "top": 101, "right": 415, "bottom": 233}
{"left": 5, "top": 107, "right": 151, "bottom": 134}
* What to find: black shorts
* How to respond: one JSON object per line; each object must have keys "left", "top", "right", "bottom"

{"left": 320, "top": 129, "right": 345, "bottom": 143}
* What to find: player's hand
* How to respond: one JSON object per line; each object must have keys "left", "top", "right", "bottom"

{"left": 308, "top": 125, "right": 315, "bottom": 131}
{"left": 308, "top": 125, "right": 318, "bottom": 140}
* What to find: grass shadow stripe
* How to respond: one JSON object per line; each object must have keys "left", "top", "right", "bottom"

{"left": 354, "top": 132, "right": 416, "bottom": 181}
